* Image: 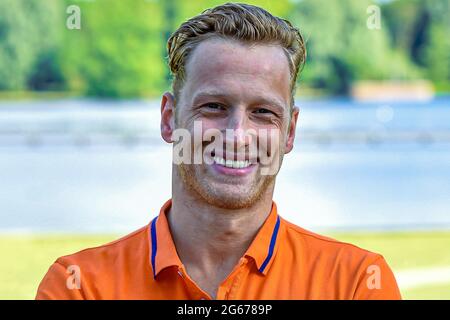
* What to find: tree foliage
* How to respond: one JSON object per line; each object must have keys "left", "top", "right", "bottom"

{"left": 0, "top": 0, "right": 63, "bottom": 90}
{"left": 0, "top": 0, "right": 448, "bottom": 97}
{"left": 290, "top": 0, "right": 421, "bottom": 94}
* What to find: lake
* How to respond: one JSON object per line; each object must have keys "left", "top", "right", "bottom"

{"left": 0, "top": 97, "right": 449, "bottom": 233}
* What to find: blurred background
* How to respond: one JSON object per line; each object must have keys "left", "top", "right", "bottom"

{"left": 0, "top": 0, "right": 449, "bottom": 299}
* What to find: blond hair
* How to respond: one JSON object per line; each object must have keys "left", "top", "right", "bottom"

{"left": 167, "top": 3, "right": 306, "bottom": 105}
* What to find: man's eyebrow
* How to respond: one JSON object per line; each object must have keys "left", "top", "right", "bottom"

{"left": 255, "top": 97, "right": 287, "bottom": 113}
{"left": 192, "top": 91, "right": 229, "bottom": 103}
{"left": 192, "top": 90, "right": 287, "bottom": 112}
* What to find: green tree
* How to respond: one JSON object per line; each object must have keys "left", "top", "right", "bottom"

{"left": 421, "top": 0, "right": 450, "bottom": 85}
{"left": 60, "top": 0, "right": 294, "bottom": 98}
{"left": 60, "top": 0, "right": 166, "bottom": 98}
{"left": 384, "top": 0, "right": 450, "bottom": 89}
{"left": 0, "top": 0, "right": 63, "bottom": 90}
{"left": 290, "top": 0, "right": 420, "bottom": 94}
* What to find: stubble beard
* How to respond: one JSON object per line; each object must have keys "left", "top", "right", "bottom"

{"left": 177, "top": 162, "right": 276, "bottom": 210}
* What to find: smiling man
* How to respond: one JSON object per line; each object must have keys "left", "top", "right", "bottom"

{"left": 36, "top": 3, "right": 401, "bottom": 300}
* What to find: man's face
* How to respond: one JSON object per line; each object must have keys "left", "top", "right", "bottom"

{"left": 163, "top": 38, "right": 298, "bottom": 209}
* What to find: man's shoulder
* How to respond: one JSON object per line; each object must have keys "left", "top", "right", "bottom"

{"left": 55, "top": 225, "right": 149, "bottom": 270}
{"left": 281, "top": 218, "right": 383, "bottom": 262}
{"left": 36, "top": 225, "right": 151, "bottom": 299}
{"left": 280, "top": 218, "right": 401, "bottom": 299}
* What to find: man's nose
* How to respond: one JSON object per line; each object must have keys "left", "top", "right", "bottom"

{"left": 224, "top": 108, "right": 252, "bottom": 148}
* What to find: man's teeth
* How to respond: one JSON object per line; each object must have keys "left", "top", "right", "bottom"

{"left": 214, "top": 156, "right": 251, "bottom": 169}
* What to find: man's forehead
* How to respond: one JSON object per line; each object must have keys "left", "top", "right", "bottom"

{"left": 185, "top": 38, "right": 290, "bottom": 82}
{"left": 182, "top": 38, "right": 291, "bottom": 103}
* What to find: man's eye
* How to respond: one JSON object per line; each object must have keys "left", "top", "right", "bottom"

{"left": 204, "top": 103, "right": 225, "bottom": 110}
{"left": 254, "top": 108, "right": 273, "bottom": 115}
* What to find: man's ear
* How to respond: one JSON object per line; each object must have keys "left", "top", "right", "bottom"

{"left": 160, "top": 92, "right": 175, "bottom": 143}
{"left": 284, "top": 106, "right": 299, "bottom": 154}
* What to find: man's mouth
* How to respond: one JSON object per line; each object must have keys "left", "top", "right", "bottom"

{"left": 213, "top": 156, "right": 251, "bottom": 169}
{"left": 209, "top": 152, "right": 257, "bottom": 176}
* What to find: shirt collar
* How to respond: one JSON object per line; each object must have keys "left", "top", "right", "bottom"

{"left": 149, "top": 199, "right": 182, "bottom": 278}
{"left": 243, "top": 201, "right": 282, "bottom": 275}
{"left": 148, "top": 199, "right": 283, "bottom": 279}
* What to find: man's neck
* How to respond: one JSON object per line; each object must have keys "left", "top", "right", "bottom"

{"left": 169, "top": 193, "right": 273, "bottom": 268}
{"left": 167, "top": 169, "right": 274, "bottom": 296}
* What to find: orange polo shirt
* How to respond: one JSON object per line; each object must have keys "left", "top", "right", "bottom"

{"left": 36, "top": 199, "right": 401, "bottom": 299}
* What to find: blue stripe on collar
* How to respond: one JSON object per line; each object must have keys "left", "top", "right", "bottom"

{"left": 258, "top": 215, "right": 281, "bottom": 273}
{"left": 150, "top": 216, "right": 158, "bottom": 279}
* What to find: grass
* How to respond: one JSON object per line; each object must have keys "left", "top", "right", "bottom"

{"left": 401, "top": 283, "right": 450, "bottom": 300}
{"left": 0, "top": 234, "right": 117, "bottom": 300}
{"left": 330, "top": 231, "right": 450, "bottom": 271}
{"left": 0, "top": 231, "right": 449, "bottom": 300}
{"left": 330, "top": 231, "right": 450, "bottom": 299}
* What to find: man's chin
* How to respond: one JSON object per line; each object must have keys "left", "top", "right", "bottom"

{"left": 191, "top": 178, "right": 275, "bottom": 210}
{"left": 198, "top": 191, "right": 257, "bottom": 210}
{"left": 178, "top": 164, "right": 274, "bottom": 210}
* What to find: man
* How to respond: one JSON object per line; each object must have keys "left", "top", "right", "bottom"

{"left": 36, "top": 3, "right": 401, "bottom": 300}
